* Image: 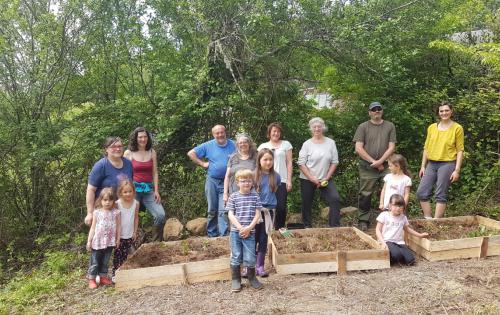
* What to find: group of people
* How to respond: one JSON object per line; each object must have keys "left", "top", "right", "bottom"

{"left": 84, "top": 128, "right": 166, "bottom": 288}
{"left": 84, "top": 100, "right": 464, "bottom": 290}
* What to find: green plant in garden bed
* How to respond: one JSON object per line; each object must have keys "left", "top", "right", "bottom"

{"left": 466, "top": 225, "right": 500, "bottom": 238}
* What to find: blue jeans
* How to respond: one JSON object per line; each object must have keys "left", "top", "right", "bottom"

{"left": 230, "top": 230, "right": 256, "bottom": 267}
{"left": 205, "top": 176, "right": 228, "bottom": 237}
{"left": 88, "top": 247, "right": 113, "bottom": 279}
{"left": 136, "top": 191, "right": 166, "bottom": 227}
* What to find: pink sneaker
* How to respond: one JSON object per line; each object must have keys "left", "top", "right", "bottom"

{"left": 99, "top": 276, "right": 113, "bottom": 286}
{"left": 88, "top": 279, "right": 98, "bottom": 289}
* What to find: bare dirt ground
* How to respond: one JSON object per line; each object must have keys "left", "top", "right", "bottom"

{"left": 45, "top": 254, "right": 499, "bottom": 315}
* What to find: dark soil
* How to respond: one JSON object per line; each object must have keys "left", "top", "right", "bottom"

{"left": 411, "top": 221, "right": 500, "bottom": 241}
{"left": 120, "top": 237, "right": 230, "bottom": 269}
{"left": 271, "top": 228, "right": 373, "bottom": 254}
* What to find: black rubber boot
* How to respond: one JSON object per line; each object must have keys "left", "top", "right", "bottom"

{"left": 231, "top": 265, "right": 241, "bottom": 292}
{"left": 247, "top": 267, "right": 263, "bottom": 290}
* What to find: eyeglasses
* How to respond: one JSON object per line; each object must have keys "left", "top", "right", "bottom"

{"left": 370, "top": 107, "right": 383, "bottom": 112}
{"left": 238, "top": 180, "right": 253, "bottom": 184}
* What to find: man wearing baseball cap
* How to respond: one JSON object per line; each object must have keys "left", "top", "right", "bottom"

{"left": 352, "top": 102, "right": 396, "bottom": 231}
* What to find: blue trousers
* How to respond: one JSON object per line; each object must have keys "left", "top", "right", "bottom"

{"left": 88, "top": 247, "right": 113, "bottom": 279}
{"left": 230, "top": 230, "right": 256, "bottom": 267}
{"left": 136, "top": 191, "right": 166, "bottom": 227}
{"left": 205, "top": 176, "right": 228, "bottom": 237}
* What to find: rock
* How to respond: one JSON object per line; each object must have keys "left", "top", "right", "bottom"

{"left": 340, "top": 206, "right": 358, "bottom": 215}
{"left": 186, "top": 217, "right": 207, "bottom": 236}
{"left": 287, "top": 213, "right": 302, "bottom": 224}
{"left": 163, "top": 218, "right": 184, "bottom": 241}
{"left": 321, "top": 207, "right": 330, "bottom": 220}
{"left": 321, "top": 206, "right": 357, "bottom": 220}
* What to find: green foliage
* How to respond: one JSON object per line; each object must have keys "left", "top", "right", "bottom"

{"left": 466, "top": 225, "right": 500, "bottom": 238}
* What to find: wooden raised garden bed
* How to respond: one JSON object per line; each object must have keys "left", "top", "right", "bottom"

{"left": 114, "top": 237, "right": 230, "bottom": 291}
{"left": 406, "top": 216, "right": 500, "bottom": 262}
{"left": 269, "top": 227, "right": 390, "bottom": 275}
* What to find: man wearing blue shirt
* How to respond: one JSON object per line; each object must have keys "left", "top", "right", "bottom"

{"left": 188, "top": 125, "right": 236, "bottom": 237}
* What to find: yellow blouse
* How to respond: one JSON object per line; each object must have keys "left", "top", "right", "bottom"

{"left": 424, "top": 122, "right": 464, "bottom": 161}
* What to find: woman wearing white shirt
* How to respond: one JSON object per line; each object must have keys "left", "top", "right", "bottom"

{"left": 258, "top": 123, "right": 293, "bottom": 229}
{"left": 297, "top": 117, "right": 341, "bottom": 228}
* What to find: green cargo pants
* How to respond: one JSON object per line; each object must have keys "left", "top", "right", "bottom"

{"left": 357, "top": 161, "right": 389, "bottom": 225}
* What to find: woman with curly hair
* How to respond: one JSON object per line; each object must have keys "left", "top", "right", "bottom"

{"left": 124, "top": 127, "right": 166, "bottom": 241}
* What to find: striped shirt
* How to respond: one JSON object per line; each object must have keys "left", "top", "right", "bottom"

{"left": 226, "top": 191, "right": 262, "bottom": 232}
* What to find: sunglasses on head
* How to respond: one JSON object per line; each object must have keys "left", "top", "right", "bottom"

{"left": 370, "top": 107, "right": 383, "bottom": 112}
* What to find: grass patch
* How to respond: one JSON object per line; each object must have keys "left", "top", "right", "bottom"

{"left": 0, "top": 250, "right": 87, "bottom": 315}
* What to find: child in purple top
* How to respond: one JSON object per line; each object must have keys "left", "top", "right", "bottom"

{"left": 227, "top": 169, "right": 262, "bottom": 292}
{"left": 376, "top": 194, "right": 428, "bottom": 265}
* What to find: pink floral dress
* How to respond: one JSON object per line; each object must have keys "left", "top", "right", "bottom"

{"left": 91, "top": 209, "right": 119, "bottom": 249}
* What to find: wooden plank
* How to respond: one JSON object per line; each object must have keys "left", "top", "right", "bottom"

{"left": 487, "top": 235, "right": 500, "bottom": 256}
{"left": 479, "top": 237, "right": 489, "bottom": 258}
{"left": 276, "top": 258, "right": 390, "bottom": 274}
{"left": 406, "top": 234, "right": 432, "bottom": 250}
{"left": 427, "top": 237, "right": 483, "bottom": 252}
{"left": 278, "top": 252, "right": 337, "bottom": 264}
{"left": 115, "top": 257, "right": 230, "bottom": 291}
{"left": 182, "top": 264, "right": 188, "bottom": 284}
{"left": 407, "top": 239, "right": 432, "bottom": 261}
{"left": 476, "top": 216, "right": 500, "bottom": 229}
{"left": 346, "top": 249, "right": 389, "bottom": 261}
{"left": 276, "top": 261, "right": 338, "bottom": 275}
{"left": 267, "top": 235, "right": 273, "bottom": 262}
{"left": 115, "top": 264, "right": 186, "bottom": 291}
{"left": 184, "top": 258, "right": 231, "bottom": 283}
{"left": 270, "top": 237, "right": 279, "bottom": 267}
{"left": 426, "top": 247, "right": 481, "bottom": 262}
{"left": 352, "top": 227, "right": 379, "bottom": 248}
{"left": 337, "top": 251, "right": 347, "bottom": 275}
{"left": 347, "top": 259, "right": 390, "bottom": 270}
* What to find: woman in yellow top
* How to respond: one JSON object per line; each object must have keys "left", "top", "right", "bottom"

{"left": 416, "top": 101, "right": 464, "bottom": 218}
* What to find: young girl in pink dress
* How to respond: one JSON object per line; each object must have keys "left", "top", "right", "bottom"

{"left": 86, "top": 187, "right": 121, "bottom": 288}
